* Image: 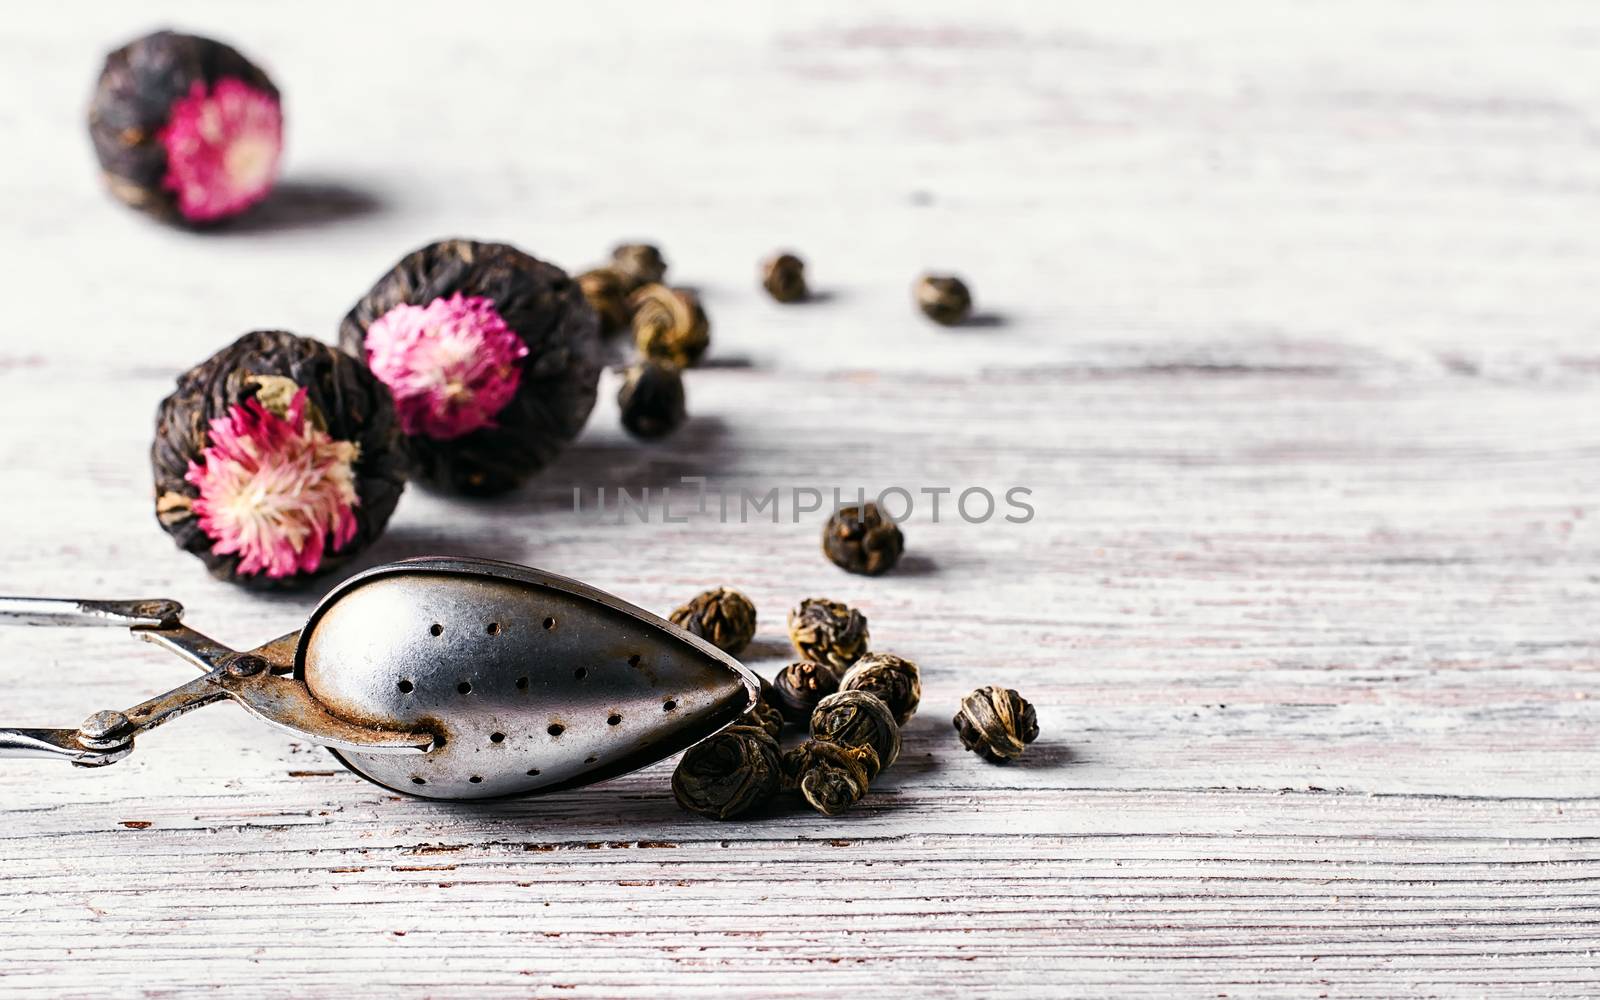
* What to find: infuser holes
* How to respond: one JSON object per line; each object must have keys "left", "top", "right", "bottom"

{"left": 411, "top": 776, "right": 426, "bottom": 785}
{"left": 543, "top": 617, "right": 556, "bottom": 630}
{"left": 584, "top": 755, "right": 598, "bottom": 764}
{"left": 397, "top": 679, "right": 414, "bottom": 694}
{"left": 662, "top": 699, "right": 678, "bottom": 712}
{"left": 548, "top": 723, "right": 565, "bottom": 737}
{"left": 628, "top": 654, "right": 641, "bottom": 668}
{"left": 457, "top": 681, "right": 473, "bottom": 695}
{"left": 607, "top": 713, "right": 622, "bottom": 726}
{"left": 430, "top": 623, "right": 443, "bottom": 637}
{"left": 515, "top": 676, "right": 529, "bottom": 690}
{"left": 526, "top": 768, "right": 541, "bottom": 777}
{"left": 469, "top": 775, "right": 483, "bottom": 784}
{"left": 490, "top": 732, "right": 506, "bottom": 744}
{"left": 486, "top": 622, "right": 500, "bottom": 635}
{"left": 573, "top": 666, "right": 588, "bottom": 680}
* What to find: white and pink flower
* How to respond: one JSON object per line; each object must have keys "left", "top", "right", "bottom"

{"left": 185, "top": 388, "right": 360, "bottom": 579}
{"left": 159, "top": 77, "right": 282, "bottom": 222}
{"left": 363, "top": 293, "right": 529, "bottom": 440}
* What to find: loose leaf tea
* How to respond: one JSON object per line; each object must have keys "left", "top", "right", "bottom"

{"left": 782, "top": 739, "right": 878, "bottom": 817}
{"left": 914, "top": 274, "right": 973, "bottom": 326}
{"left": 611, "top": 243, "right": 668, "bottom": 290}
{"left": 760, "top": 252, "right": 808, "bottom": 303}
{"left": 669, "top": 587, "right": 757, "bottom": 657}
{"left": 631, "top": 284, "right": 711, "bottom": 369}
{"left": 89, "top": 30, "right": 283, "bottom": 226}
{"left": 839, "top": 652, "right": 921, "bottom": 726}
{"left": 772, "top": 661, "right": 841, "bottom": 724}
{"left": 671, "top": 724, "right": 782, "bottom": 820}
{"left": 152, "top": 331, "right": 404, "bottom": 588}
{"left": 810, "top": 690, "right": 900, "bottom": 777}
{"left": 954, "top": 686, "right": 1040, "bottom": 762}
{"left": 339, "top": 239, "right": 601, "bottom": 495}
{"left": 787, "top": 598, "right": 870, "bottom": 670}
{"left": 822, "top": 502, "right": 905, "bottom": 576}
{"left": 617, "top": 360, "right": 688, "bottom": 441}
{"left": 577, "top": 266, "right": 634, "bottom": 335}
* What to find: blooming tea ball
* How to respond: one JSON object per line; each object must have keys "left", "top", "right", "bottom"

{"left": 339, "top": 239, "right": 602, "bottom": 495}
{"left": 89, "top": 30, "right": 283, "bottom": 225}
{"left": 671, "top": 724, "right": 782, "bottom": 820}
{"left": 152, "top": 331, "right": 405, "bottom": 588}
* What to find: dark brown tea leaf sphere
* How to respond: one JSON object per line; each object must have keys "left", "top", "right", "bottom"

{"left": 631, "top": 284, "right": 710, "bottom": 369}
{"left": 954, "top": 686, "right": 1040, "bottom": 763}
{"left": 787, "top": 598, "right": 870, "bottom": 670}
{"left": 839, "top": 652, "right": 921, "bottom": 726}
{"left": 618, "top": 359, "right": 688, "bottom": 441}
{"left": 782, "top": 739, "right": 878, "bottom": 816}
{"left": 152, "top": 331, "right": 405, "bottom": 589}
{"left": 611, "top": 243, "right": 668, "bottom": 289}
{"left": 668, "top": 586, "right": 757, "bottom": 657}
{"left": 749, "top": 696, "right": 785, "bottom": 740}
{"left": 671, "top": 724, "right": 782, "bottom": 820}
{"left": 761, "top": 252, "right": 807, "bottom": 303}
{"left": 914, "top": 274, "right": 973, "bottom": 326}
{"left": 89, "top": 30, "right": 283, "bottom": 226}
{"left": 772, "top": 661, "right": 841, "bottom": 724}
{"left": 823, "top": 502, "right": 905, "bottom": 576}
{"left": 338, "top": 239, "right": 601, "bottom": 496}
{"left": 578, "top": 266, "right": 634, "bottom": 335}
{"left": 810, "top": 690, "right": 900, "bottom": 777}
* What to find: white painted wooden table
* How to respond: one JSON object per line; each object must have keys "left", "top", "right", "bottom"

{"left": 2, "top": 2, "right": 1597, "bottom": 996}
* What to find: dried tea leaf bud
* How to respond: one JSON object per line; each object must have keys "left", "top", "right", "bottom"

{"left": 577, "top": 266, "right": 634, "bottom": 335}
{"left": 839, "top": 652, "right": 921, "bottom": 726}
{"left": 339, "top": 239, "right": 601, "bottom": 495}
{"left": 772, "top": 661, "right": 840, "bottom": 724}
{"left": 954, "top": 686, "right": 1040, "bottom": 763}
{"left": 810, "top": 690, "right": 900, "bottom": 777}
{"left": 761, "top": 252, "right": 807, "bottom": 303}
{"left": 787, "top": 598, "right": 870, "bottom": 670}
{"left": 89, "top": 30, "right": 282, "bottom": 226}
{"left": 822, "top": 502, "right": 905, "bottom": 576}
{"left": 152, "top": 331, "right": 405, "bottom": 588}
{"left": 631, "top": 284, "right": 710, "bottom": 369}
{"left": 668, "top": 586, "right": 758, "bottom": 657}
{"left": 782, "top": 739, "right": 878, "bottom": 816}
{"left": 617, "top": 359, "right": 688, "bottom": 441}
{"left": 914, "top": 273, "right": 973, "bottom": 326}
{"left": 611, "top": 243, "right": 668, "bottom": 289}
{"left": 671, "top": 724, "right": 781, "bottom": 820}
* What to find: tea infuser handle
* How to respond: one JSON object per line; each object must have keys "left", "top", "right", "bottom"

{"left": 0, "top": 727, "right": 131, "bottom": 766}
{"left": 0, "top": 596, "right": 183, "bottom": 628}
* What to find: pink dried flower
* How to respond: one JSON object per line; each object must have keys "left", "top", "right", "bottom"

{"left": 158, "top": 77, "right": 283, "bottom": 222}
{"left": 363, "top": 293, "right": 529, "bottom": 440}
{"left": 185, "top": 389, "right": 360, "bottom": 579}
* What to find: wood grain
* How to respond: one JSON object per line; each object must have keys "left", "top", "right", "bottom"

{"left": 1, "top": 1, "right": 1597, "bottom": 996}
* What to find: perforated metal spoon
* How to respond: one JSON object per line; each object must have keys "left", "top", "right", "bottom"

{"left": 0, "top": 557, "right": 759, "bottom": 800}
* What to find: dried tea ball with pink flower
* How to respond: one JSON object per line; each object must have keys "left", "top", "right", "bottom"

{"left": 152, "top": 331, "right": 405, "bottom": 588}
{"left": 89, "top": 30, "right": 283, "bottom": 226}
{"left": 339, "top": 239, "right": 602, "bottom": 495}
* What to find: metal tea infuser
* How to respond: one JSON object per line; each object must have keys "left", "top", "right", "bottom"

{"left": 0, "top": 557, "right": 760, "bottom": 800}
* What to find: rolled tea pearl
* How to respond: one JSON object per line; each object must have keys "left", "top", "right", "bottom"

{"left": 631, "top": 284, "right": 709, "bottom": 369}
{"left": 839, "top": 652, "right": 920, "bottom": 726}
{"left": 772, "top": 661, "right": 840, "bottom": 724}
{"left": 822, "top": 502, "right": 905, "bottom": 576}
{"left": 670, "top": 724, "right": 782, "bottom": 820}
{"left": 787, "top": 598, "right": 870, "bottom": 670}
{"left": 782, "top": 739, "right": 878, "bottom": 817}
{"left": 810, "top": 689, "right": 900, "bottom": 777}
{"left": 668, "top": 586, "right": 756, "bottom": 656}
{"left": 953, "top": 686, "right": 1039, "bottom": 762}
